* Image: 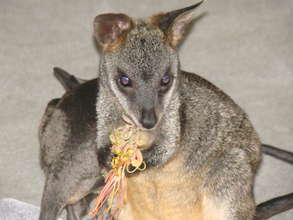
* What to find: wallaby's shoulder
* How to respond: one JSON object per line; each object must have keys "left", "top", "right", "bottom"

{"left": 180, "top": 70, "right": 243, "bottom": 116}
{"left": 179, "top": 70, "right": 261, "bottom": 171}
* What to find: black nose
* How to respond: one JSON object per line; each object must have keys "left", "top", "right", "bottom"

{"left": 141, "top": 108, "right": 157, "bottom": 129}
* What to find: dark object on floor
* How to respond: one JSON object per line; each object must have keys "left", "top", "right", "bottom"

{"left": 254, "top": 193, "right": 293, "bottom": 220}
{"left": 253, "top": 145, "right": 293, "bottom": 219}
{"left": 262, "top": 144, "right": 293, "bottom": 165}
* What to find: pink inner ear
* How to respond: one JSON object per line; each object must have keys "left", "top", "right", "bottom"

{"left": 94, "top": 13, "right": 132, "bottom": 49}
{"left": 117, "top": 20, "right": 131, "bottom": 31}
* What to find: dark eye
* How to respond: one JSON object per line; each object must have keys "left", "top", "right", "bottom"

{"left": 119, "top": 75, "right": 132, "bottom": 87}
{"left": 161, "top": 73, "right": 170, "bottom": 86}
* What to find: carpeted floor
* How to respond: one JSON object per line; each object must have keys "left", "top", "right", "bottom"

{"left": 0, "top": 0, "right": 292, "bottom": 219}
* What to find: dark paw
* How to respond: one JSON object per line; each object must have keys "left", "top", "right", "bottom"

{"left": 97, "top": 146, "right": 113, "bottom": 169}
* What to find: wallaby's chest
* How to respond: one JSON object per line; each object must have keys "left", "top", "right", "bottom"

{"left": 118, "top": 155, "right": 204, "bottom": 220}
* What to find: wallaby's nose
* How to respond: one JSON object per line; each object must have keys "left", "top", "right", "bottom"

{"left": 141, "top": 107, "right": 157, "bottom": 129}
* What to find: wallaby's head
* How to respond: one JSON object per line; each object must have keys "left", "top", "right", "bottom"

{"left": 94, "top": 1, "right": 203, "bottom": 130}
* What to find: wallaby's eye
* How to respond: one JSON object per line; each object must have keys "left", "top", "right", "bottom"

{"left": 119, "top": 75, "right": 132, "bottom": 87}
{"left": 159, "top": 72, "right": 173, "bottom": 94}
{"left": 161, "top": 73, "right": 170, "bottom": 86}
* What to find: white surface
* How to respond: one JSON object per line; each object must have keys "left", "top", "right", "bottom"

{"left": 0, "top": 0, "right": 292, "bottom": 219}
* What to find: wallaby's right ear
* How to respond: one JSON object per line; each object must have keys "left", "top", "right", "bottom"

{"left": 149, "top": 0, "right": 204, "bottom": 48}
{"left": 93, "top": 13, "right": 133, "bottom": 52}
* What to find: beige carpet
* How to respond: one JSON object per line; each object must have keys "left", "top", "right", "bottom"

{"left": 0, "top": 0, "right": 292, "bottom": 219}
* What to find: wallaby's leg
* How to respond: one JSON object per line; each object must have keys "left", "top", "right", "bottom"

{"left": 39, "top": 145, "right": 101, "bottom": 220}
{"left": 66, "top": 205, "right": 79, "bottom": 220}
{"left": 39, "top": 174, "right": 67, "bottom": 220}
{"left": 40, "top": 172, "right": 97, "bottom": 220}
{"left": 40, "top": 171, "right": 99, "bottom": 220}
{"left": 40, "top": 183, "right": 96, "bottom": 220}
{"left": 202, "top": 148, "right": 256, "bottom": 220}
{"left": 66, "top": 193, "right": 98, "bottom": 220}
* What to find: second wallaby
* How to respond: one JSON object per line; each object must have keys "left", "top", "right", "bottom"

{"left": 38, "top": 1, "right": 293, "bottom": 220}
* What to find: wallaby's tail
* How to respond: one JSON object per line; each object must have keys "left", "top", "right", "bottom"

{"left": 262, "top": 144, "right": 293, "bottom": 165}
{"left": 256, "top": 145, "right": 293, "bottom": 219}
{"left": 53, "top": 67, "right": 87, "bottom": 91}
{"left": 255, "top": 193, "right": 293, "bottom": 220}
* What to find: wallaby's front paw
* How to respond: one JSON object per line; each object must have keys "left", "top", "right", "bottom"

{"left": 97, "top": 145, "right": 113, "bottom": 169}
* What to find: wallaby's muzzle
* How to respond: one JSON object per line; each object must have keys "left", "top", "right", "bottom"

{"left": 140, "top": 107, "right": 157, "bottom": 129}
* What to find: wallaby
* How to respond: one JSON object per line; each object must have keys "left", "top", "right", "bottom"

{"left": 39, "top": 2, "right": 293, "bottom": 220}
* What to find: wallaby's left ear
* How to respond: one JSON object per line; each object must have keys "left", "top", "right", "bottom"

{"left": 93, "top": 13, "right": 133, "bottom": 52}
{"left": 149, "top": 0, "right": 204, "bottom": 48}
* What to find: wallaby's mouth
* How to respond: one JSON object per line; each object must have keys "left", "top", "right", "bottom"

{"left": 121, "top": 114, "right": 156, "bottom": 150}
{"left": 122, "top": 113, "right": 158, "bottom": 131}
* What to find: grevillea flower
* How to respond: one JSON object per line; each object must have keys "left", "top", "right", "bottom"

{"left": 89, "top": 116, "right": 146, "bottom": 219}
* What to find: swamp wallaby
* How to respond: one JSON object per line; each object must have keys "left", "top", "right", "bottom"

{"left": 39, "top": 2, "right": 293, "bottom": 220}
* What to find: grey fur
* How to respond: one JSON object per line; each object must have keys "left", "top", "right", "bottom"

{"left": 39, "top": 79, "right": 103, "bottom": 220}
{"left": 39, "top": 2, "right": 262, "bottom": 220}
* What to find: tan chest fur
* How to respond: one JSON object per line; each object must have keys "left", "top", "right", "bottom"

{"left": 118, "top": 154, "right": 207, "bottom": 220}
